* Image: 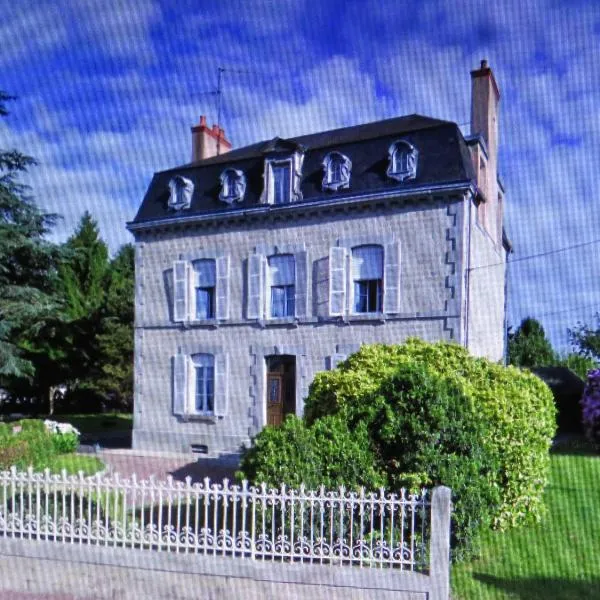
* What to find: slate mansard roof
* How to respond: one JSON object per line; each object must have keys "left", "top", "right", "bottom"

{"left": 129, "top": 113, "right": 477, "bottom": 229}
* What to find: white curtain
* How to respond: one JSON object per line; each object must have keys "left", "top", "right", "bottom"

{"left": 195, "top": 259, "right": 216, "bottom": 287}
{"left": 352, "top": 245, "right": 383, "bottom": 280}
{"left": 268, "top": 254, "right": 295, "bottom": 286}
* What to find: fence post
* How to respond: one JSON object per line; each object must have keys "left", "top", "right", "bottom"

{"left": 429, "top": 486, "right": 451, "bottom": 600}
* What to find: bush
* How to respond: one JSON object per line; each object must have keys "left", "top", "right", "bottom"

{"left": 307, "top": 340, "right": 556, "bottom": 533}
{"left": 238, "top": 415, "right": 385, "bottom": 491}
{"left": 0, "top": 419, "right": 80, "bottom": 471}
{"left": 581, "top": 369, "right": 600, "bottom": 448}
{"left": 248, "top": 339, "right": 555, "bottom": 559}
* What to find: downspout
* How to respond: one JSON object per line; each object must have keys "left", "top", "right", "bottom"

{"left": 464, "top": 192, "right": 473, "bottom": 350}
{"left": 503, "top": 251, "right": 510, "bottom": 365}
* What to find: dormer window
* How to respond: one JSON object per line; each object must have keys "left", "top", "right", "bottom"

{"left": 219, "top": 168, "right": 246, "bottom": 205}
{"left": 261, "top": 151, "right": 304, "bottom": 205}
{"left": 322, "top": 152, "right": 352, "bottom": 191}
{"left": 272, "top": 162, "right": 291, "bottom": 204}
{"left": 168, "top": 175, "right": 194, "bottom": 210}
{"left": 387, "top": 141, "right": 418, "bottom": 182}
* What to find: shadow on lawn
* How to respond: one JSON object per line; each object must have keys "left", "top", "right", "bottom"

{"left": 473, "top": 574, "right": 600, "bottom": 600}
{"left": 550, "top": 434, "right": 597, "bottom": 457}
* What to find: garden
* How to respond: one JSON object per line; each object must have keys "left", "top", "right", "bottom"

{"left": 0, "top": 418, "right": 104, "bottom": 475}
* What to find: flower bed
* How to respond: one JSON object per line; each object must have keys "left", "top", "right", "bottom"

{"left": 0, "top": 418, "right": 103, "bottom": 475}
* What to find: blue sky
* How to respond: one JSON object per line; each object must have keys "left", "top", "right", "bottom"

{"left": 1, "top": 0, "right": 599, "bottom": 353}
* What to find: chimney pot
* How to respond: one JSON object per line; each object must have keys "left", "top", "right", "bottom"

{"left": 191, "top": 116, "right": 232, "bottom": 161}
{"left": 480, "top": 59, "right": 488, "bottom": 69}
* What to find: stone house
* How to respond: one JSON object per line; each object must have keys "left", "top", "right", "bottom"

{"left": 127, "top": 61, "right": 511, "bottom": 457}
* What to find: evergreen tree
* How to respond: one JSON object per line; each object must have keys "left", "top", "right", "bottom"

{"left": 95, "top": 244, "right": 134, "bottom": 410}
{"left": 508, "top": 317, "right": 557, "bottom": 369}
{"left": 0, "top": 92, "right": 64, "bottom": 385}
{"left": 59, "top": 211, "right": 109, "bottom": 319}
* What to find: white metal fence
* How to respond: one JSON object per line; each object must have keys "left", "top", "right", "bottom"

{"left": 0, "top": 466, "right": 440, "bottom": 571}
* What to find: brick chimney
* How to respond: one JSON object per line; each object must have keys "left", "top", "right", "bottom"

{"left": 470, "top": 60, "right": 501, "bottom": 242}
{"left": 191, "top": 115, "right": 232, "bottom": 162}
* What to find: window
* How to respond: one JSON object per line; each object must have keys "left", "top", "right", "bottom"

{"left": 261, "top": 152, "right": 304, "bottom": 205}
{"left": 387, "top": 140, "right": 418, "bottom": 182}
{"left": 219, "top": 168, "right": 246, "bottom": 204}
{"left": 322, "top": 152, "right": 352, "bottom": 191}
{"left": 194, "top": 259, "right": 215, "bottom": 319}
{"left": 192, "top": 353, "right": 214, "bottom": 414}
{"left": 173, "top": 256, "right": 229, "bottom": 322}
{"left": 247, "top": 249, "right": 307, "bottom": 320}
{"left": 352, "top": 245, "right": 383, "bottom": 313}
{"left": 168, "top": 175, "right": 193, "bottom": 210}
{"left": 268, "top": 254, "right": 295, "bottom": 317}
{"left": 272, "top": 163, "right": 291, "bottom": 204}
{"left": 329, "top": 242, "right": 400, "bottom": 317}
{"left": 172, "top": 352, "right": 228, "bottom": 418}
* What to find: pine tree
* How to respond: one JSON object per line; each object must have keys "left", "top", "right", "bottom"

{"left": 0, "top": 92, "right": 64, "bottom": 385}
{"left": 95, "top": 244, "right": 134, "bottom": 410}
{"left": 59, "top": 211, "right": 110, "bottom": 319}
{"left": 508, "top": 317, "right": 557, "bottom": 369}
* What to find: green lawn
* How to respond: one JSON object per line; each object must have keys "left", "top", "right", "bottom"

{"left": 451, "top": 440, "right": 600, "bottom": 599}
{"left": 52, "top": 413, "right": 132, "bottom": 434}
{"left": 46, "top": 454, "right": 106, "bottom": 476}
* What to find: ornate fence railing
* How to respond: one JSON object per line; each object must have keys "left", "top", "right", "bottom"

{"left": 0, "top": 466, "right": 441, "bottom": 571}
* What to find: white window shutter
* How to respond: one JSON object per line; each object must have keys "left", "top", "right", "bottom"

{"left": 172, "top": 354, "right": 187, "bottom": 416}
{"left": 216, "top": 255, "right": 230, "bottom": 320}
{"left": 294, "top": 251, "right": 308, "bottom": 318}
{"left": 247, "top": 254, "right": 264, "bottom": 319}
{"left": 214, "top": 353, "right": 229, "bottom": 417}
{"left": 173, "top": 260, "right": 189, "bottom": 322}
{"left": 383, "top": 241, "right": 401, "bottom": 314}
{"left": 329, "top": 247, "right": 347, "bottom": 316}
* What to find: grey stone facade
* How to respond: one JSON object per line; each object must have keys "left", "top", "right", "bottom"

{"left": 131, "top": 191, "right": 506, "bottom": 457}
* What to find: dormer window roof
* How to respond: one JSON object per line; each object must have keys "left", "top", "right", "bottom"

{"left": 219, "top": 168, "right": 246, "bottom": 205}
{"left": 322, "top": 151, "right": 352, "bottom": 191}
{"left": 168, "top": 175, "right": 194, "bottom": 210}
{"left": 387, "top": 140, "right": 418, "bottom": 182}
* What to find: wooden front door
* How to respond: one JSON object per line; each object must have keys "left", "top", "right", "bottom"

{"left": 265, "top": 356, "right": 295, "bottom": 427}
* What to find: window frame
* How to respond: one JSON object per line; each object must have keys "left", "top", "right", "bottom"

{"left": 387, "top": 140, "right": 418, "bottom": 182}
{"left": 192, "top": 353, "right": 215, "bottom": 415}
{"left": 218, "top": 168, "right": 246, "bottom": 204}
{"left": 350, "top": 245, "right": 384, "bottom": 315}
{"left": 322, "top": 151, "right": 352, "bottom": 191}
{"left": 261, "top": 152, "right": 304, "bottom": 206}
{"left": 193, "top": 259, "right": 216, "bottom": 320}
{"left": 267, "top": 254, "right": 296, "bottom": 319}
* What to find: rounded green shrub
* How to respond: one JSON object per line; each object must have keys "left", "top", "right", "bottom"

{"left": 306, "top": 339, "right": 556, "bottom": 533}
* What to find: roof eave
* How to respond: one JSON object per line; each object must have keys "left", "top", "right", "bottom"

{"left": 127, "top": 180, "right": 475, "bottom": 233}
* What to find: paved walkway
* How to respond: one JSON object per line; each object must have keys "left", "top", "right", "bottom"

{"left": 97, "top": 450, "right": 238, "bottom": 483}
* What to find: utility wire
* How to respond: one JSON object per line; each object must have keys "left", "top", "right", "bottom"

{"left": 469, "top": 236, "right": 600, "bottom": 271}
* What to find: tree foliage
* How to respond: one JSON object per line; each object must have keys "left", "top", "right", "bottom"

{"left": 508, "top": 317, "right": 557, "bottom": 369}
{"left": 568, "top": 314, "right": 600, "bottom": 362}
{"left": 0, "top": 92, "right": 64, "bottom": 382}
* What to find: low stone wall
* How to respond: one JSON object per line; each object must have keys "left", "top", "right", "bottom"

{"left": 0, "top": 537, "right": 441, "bottom": 600}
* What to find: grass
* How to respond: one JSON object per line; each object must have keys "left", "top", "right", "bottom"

{"left": 45, "top": 454, "right": 106, "bottom": 476}
{"left": 52, "top": 413, "right": 133, "bottom": 434}
{"left": 451, "top": 439, "right": 600, "bottom": 600}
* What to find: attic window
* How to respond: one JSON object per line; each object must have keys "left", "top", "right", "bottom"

{"left": 387, "top": 140, "right": 418, "bottom": 182}
{"left": 261, "top": 152, "right": 304, "bottom": 205}
{"left": 219, "top": 168, "right": 246, "bottom": 204}
{"left": 322, "top": 152, "right": 352, "bottom": 191}
{"left": 168, "top": 175, "right": 194, "bottom": 210}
